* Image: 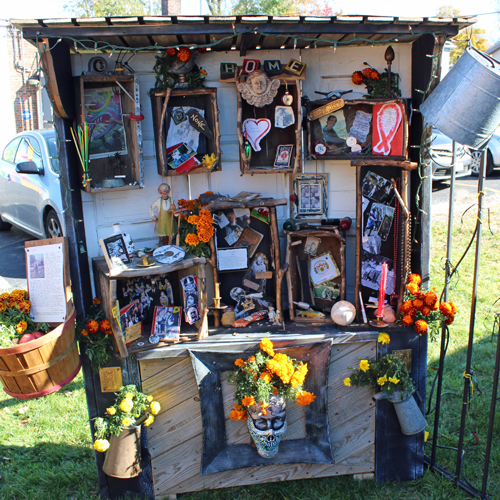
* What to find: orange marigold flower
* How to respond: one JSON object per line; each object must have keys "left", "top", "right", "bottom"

{"left": 439, "top": 302, "right": 453, "bottom": 317}
{"left": 166, "top": 47, "right": 176, "bottom": 56}
{"left": 185, "top": 233, "right": 200, "bottom": 247}
{"left": 408, "top": 274, "right": 422, "bottom": 285}
{"left": 0, "top": 303, "right": 6, "bottom": 312}
{"left": 260, "top": 337, "right": 275, "bottom": 357}
{"left": 370, "top": 69, "right": 380, "bottom": 80}
{"left": 406, "top": 282, "right": 419, "bottom": 295}
{"left": 424, "top": 292, "right": 438, "bottom": 307}
{"left": 415, "top": 320, "right": 428, "bottom": 335}
{"left": 188, "top": 215, "right": 200, "bottom": 225}
{"left": 199, "top": 208, "right": 212, "bottom": 218}
{"left": 412, "top": 299, "right": 424, "bottom": 311}
{"left": 177, "top": 47, "right": 192, "bottom": 62}
{"left": 260, "top": 371, "right": 273, "bottom": 384}
{"left": 402, "top": 314, "right": 414, "bottom": 326}
{"left": 200, "top": 69, "right": 207, "bottom": 76}
{"left": 267, "top": 353, "right": 295, "bottom": 384}
{"left": 290, "top": 363, "right": 308, "bottom": 388}
{"left": 180, "top": 213, "right": 188, "bottom": 221}
{"left": 352, "top": 70, "right": 364, "bottom": 85}
{"left": 272, "top": 387, "right": 279, "bottom": 394}
{"left": 247, "top": 356, "right": 256, "bottom": 363}
{"left": 363, "top": 68, "right": 372, "bottom": 78}
{"left": 87, "top": 320, "right": 99, "bottom": 334}
{"left": 18, "top": 300, "right": 31, "bottom": 313}
{"left": 16, "top": 321, "right": 28, "bottom": 335}
{"left": 400, "top": 301, "right": 413, "bottom": 314}
{"left": 234, "top": 404, "right": 242, "bottom": 410}
{"left": 81, "top": 329, "right": 89, "bottom": 337}
{"left": 421, "top": 307, "right": 431, "bottom": 317}
{"left": 93, "top": 297, "right": 101, "bottom": 305}
{"left": 445, "top": 316, "right": 454, "bottom": 325}
{"left": 99, "top": 319, "right": 111, "bottom": 333}
{"left": 235, "top": 358, "right": 244, "bottom": 367}
{"left": 241, "top": 395, "right": 255, "bottom": 407}
{"left": 296, "top": 391, "right": 316, "bottom": 406}
{"left": 449, "top": 301, "right": 457, "bottom": 315}
{"left": 0, "top": 292, "right": 9, "bottom": 301}
{"left": 229, "top": 409, "right": 248, "bottom": 421}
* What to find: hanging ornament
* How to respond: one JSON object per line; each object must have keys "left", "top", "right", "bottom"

{"left": 244, "top": 140, "right": 252, "bottom": 161}
{"left": 314, "top": 141, "right": 327, "bottom": 156}
{"left": 282, "top": 80, "right": 293, "bottom": 105}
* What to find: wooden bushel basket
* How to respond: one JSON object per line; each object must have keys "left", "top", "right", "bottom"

{"left": 0, "top": 306, "right": 81, "bottom": 399}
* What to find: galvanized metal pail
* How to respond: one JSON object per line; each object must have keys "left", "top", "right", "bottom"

{"left": 420, "top": 46, "right": 500, "bottom": 149}
{"left": 389, "top": 392, "right": 427, "bottom": 436}
{"left": 102, "top": 426, "right": 142, "bottom": 478}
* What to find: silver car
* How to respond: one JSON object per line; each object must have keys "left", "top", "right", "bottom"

{"left": 470, "top": 132, "right": 500, "bottom": 177}
{"left": 430, "top": 130, "right": 473, "bottom": 181}
{"left": 0, "top": 130, "right": 65, "bottom": 238}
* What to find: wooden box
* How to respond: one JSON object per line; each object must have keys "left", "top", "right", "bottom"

{"left": 75, "top": 75, "right": 143, "bottom": 193}
{"left": 286, "top": 228, "right": 346, "bottom": 323}
{"left": 151, "top": 88, "right": 221, "bottom": 176}
{"left": 306, "top": 98, "right": 409, "bottom": 163}
{"left": 237, "top": 79, "right": 302, "bottom": 174}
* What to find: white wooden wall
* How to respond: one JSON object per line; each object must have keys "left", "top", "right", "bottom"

{"left": 71, "top": 44, "right": 412, "bottom": 300}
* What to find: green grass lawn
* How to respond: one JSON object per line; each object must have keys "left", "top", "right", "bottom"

{"left": 1, "top": 207, "right": 499, "bottom": 499}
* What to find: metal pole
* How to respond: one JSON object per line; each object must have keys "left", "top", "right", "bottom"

{"left": 430, "top": 140, "right": 456, "bottom": 467}
{"left": 455, "top": 149, "right": 486, "bottom": 479}
{"left": 481, "top": 317, "right": 500, "bottom": 498}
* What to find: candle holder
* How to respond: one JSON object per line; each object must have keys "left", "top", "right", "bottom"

{"left": 214, "top": 297, "right": 221, "bottom": 309}
{"left": 370, "top": 316, "right": 388, "bottom": 328}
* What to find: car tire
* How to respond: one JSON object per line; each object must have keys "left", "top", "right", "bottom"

{"left": 0, "top": 216, "right": 12, "bottom": 231}
{"left": 44, "top": 209, "right": 63, "bottom": 238}
{"left": 471, "top": 151, "right": 494, "bottom": 177}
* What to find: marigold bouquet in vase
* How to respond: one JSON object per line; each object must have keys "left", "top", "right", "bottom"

{"left": 352, "top": 65, "right": 401, "bottom": 98}
{"left": 399, "top": 274, "right": 457, "bottom": 339}
{"left": 178, "top": 195, "right": 214, "bottom": 258}
{"left": 93, "top": 385, "right": 161, "bottom": 453}
{"left": 0, "top": 290, "right": 50, "bottom": 348}
{"left": 76, "top": 298, "right": 114, "bottom": 372}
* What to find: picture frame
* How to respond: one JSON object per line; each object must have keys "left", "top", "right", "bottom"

{"left": 310, "top": 252, "right": 341, "bottom": 286}
{"left": 100, "top": 234, "right": 131, "bottom": 271}
{"left": 217, "top": 247, "right": 249, "bottom": 272}
{"left": 150, "top": 306, "right": 181, "bottom": 342}
{"left": 274, "top": 145, "right": 294, "bottom": 168}
{"left": 234, "top": 226, "right": 264, "bottom": 258}
{"left": 304, "top": 236, "right": 321, "bottom": 256}
{"left": 293, "top": 173, "right": 328, "bottom": 219}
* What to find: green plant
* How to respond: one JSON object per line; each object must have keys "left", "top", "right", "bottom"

{"left": 92, "top": 385, "right": 160, "bottom": 452}
{"left": 76, "top": 298, "right": 114, "bottom": 372}
{"left": 0, "top": 290, "right": 49, "bottom": 348}
{"left": 227, "top": 338, "right": 315, "bottom": 421}
{"left": 352, "top": 66, "right": 401, "bottom": 98}
{"left": 344, "top": 352, "right": 415, "bottom": 399}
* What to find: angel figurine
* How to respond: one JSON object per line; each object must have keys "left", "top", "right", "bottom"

{"left": 237, "top": 69, "right": 280, "bottom": 107}
{"left": 149, "top": 183, "right": 177, "bottom": 246}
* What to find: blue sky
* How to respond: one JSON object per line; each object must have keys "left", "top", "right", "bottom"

{"left": 1, "top": 0, "right": 499, "bottom": 43}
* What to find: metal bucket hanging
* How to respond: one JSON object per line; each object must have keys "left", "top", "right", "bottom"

{"left": 389, "top": 392, "right": 427, "bottom": 436}
{"left": 102, "top": 426, "right": 142, "bottom": 478}
{"left": 420, "top": 46, "right": 500, "bottom": 150}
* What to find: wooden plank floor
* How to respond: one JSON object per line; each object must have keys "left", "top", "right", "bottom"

{"left": 140, "top": 340, "right": 376, "bottom": 498}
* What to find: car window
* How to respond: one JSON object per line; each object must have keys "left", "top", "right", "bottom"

{"left": 46, "top": 136, "right": 60, "bottom": 173}
{"left": 15, "top": 137, "right": 43, "bottom": 171}
{"left": 2, "top": 138, "right": 21, "bottom": 163}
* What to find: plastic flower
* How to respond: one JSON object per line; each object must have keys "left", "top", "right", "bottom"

{"left": 177, "top": 47, "right": 191, "bottom": 62}
{"left": 121, "top": 417, "right": 132, "bottom": 427}
{"left": 378, "top": 376, "right": 388, "bottom": 386}
{"left": 185, "top": 233, "right": 200, "bottom": 247}
{"left": 166, "top": 47, "right": 176, "bottom": 56}
{"left": 406, "top": 282, "right": 419, "bottom": 295}
{"left": 344, "top": 377, "right": 351, "bottom": 387}
{"left": 202, "top": 153, "right": 216, "bottom": 169}
{"left": 260, "top": 338, "right": 275, "bottom": 357}
{"left": 235, "top": 358, "right": 244, "bottom": 367}
{"left": 241, "top": 395, "right": 256, "bottom": 407}
{"left": 408, "top": 274, "right": 422, "bottom": 284}
{"left": 144, "top": 415, "right": 155, "bottom": 426}
{"left": 86, "top": 320, "right": 99, "bottom": 334}
{"left": 16, "top": 321, "right": 27, "bottom": 335}
{"left": 120, "top": 399, "right": 134, "bottom": 413}
{"left": 359, "top": 360, "right": 370, "bottom": 372}
{"left": 389, "top": 376, "right": 400, "bottom": 385}
{"left": 150, "top": 401, "right": 161, "bottom": 416}
{"left": 402, "top": 314, "right": 414, "bottom": 326}
{"left": 378, "top": 333, "right": 390, "bottom": 345}
{"left": 415, "top": 320, "right": 428, "bottom": 335}
{"left": 93, "top": 297, "right": 101, "bottom": 305}
{"left": 106, "top": 407, "right": 116, "bottom": 415}
{"left": 94, "top": 439, "right": 110, "bottom": 452}
{"left": 352, "top": 70, "right": 364, "bottom": 85}
{"left": 296, "top": 391, "right": 316, "bottom": 406}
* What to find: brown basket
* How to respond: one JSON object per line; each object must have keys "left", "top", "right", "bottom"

{"left": 0, "top": 307, "right": 81, "bottom": 399}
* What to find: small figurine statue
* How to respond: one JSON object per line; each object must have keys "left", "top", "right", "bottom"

{"left": 149, "top": 183, "right": 176, "bottom": 246}
{"left": 237, "top": 69, "right": 280, "bottom": 107}
{"left": 268, "top": 306, "right": 276, "bottom": 323}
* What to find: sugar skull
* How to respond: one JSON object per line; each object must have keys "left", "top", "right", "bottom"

{"left": 247, "top": 394, "right": 287, "bottom": 458}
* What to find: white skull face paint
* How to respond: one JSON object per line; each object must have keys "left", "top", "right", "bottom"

{"left": 247, "top": 394, "right": 287, "bottom": 458}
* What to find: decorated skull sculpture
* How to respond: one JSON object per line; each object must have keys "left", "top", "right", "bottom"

{"left": 247, "top": 394, "right": 287, "bottom": 458}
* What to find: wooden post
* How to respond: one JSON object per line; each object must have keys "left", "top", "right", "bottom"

{"left": 270, "top": 207, "right": 284, "bottom": 320}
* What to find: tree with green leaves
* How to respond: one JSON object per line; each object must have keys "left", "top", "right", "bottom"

{"left": 436, "top": 5, "right": 488, "bottom": 66}
{"left": 64, "top": 0, "right": 161, "bottom": 17}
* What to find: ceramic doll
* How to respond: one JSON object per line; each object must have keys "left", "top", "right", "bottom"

{"left": 149, "top": 183, "right": 177, "bottom": 246}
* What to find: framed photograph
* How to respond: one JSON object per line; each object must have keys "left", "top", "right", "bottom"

{"left": 274, "top": 145, "right": 294, "bottom": 168}
{"left": 217, "top": 247, "right": 248, "bottom": 272}
{"left": 151, "top": 306, "right": 181, "bottom": 342}
{"left": 165, "top": 142, "right": 197, "bottom": 170}
{"left": 293, "top": 173, "right": 328, "bottom": 219}
{"left": 234, "top": 226, "right": 264, "bottom": 258}
{"left": 85, "top": 87, "right": 128, "bottom": 159}
{"left": 100, "top": 234, "right": 131, "bottom": 271}
{"left": 275, "top": 106, "right": 295, "bottom": 129}
{"left": 120, "top": 300, "right": 143, "bottom": 345}
{"left": 304, "top": 236, "right": 321, "bottom": 256}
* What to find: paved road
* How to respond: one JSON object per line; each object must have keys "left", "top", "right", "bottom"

{"left": 1, "top": 171, "right": 500, "bottom": 293}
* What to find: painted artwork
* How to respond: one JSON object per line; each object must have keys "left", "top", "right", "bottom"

{"left": 85, "top": 87, "right": 127, "bottom": 159}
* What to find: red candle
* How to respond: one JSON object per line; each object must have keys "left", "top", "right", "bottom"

{"left": 376, "top": 262, "right": 388, "bottom": 318}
